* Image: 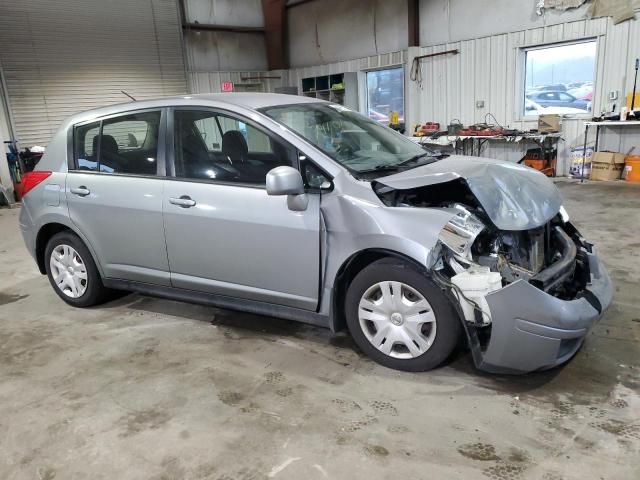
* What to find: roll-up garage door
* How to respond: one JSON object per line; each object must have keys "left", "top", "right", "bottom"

{"left": 0, "top": 0, "right": 187, "bottom": 147}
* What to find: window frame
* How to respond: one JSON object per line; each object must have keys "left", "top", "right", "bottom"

{"left": 298, "top": 152, "right": 334, "bottom": 193}
{"left": 68, "top": 107, "right": 167, "bottom": 178}
{"left": 72, "top": 121, "right": 101, "bottom": 170}
{"left": 166, "top": 106, "right": 301, "bottom": 190}
{"left": 519, "top": 38, "right": 598, "bottom": 121}
{"left": 364, "top": 65, "right": 405, "bottom": 124}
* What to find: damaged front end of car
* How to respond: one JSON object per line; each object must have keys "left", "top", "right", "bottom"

{"left": 373, "top": 161, "right": 613, "bottom": 374}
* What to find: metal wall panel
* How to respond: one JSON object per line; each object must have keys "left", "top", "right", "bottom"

{"left": 183, "top": 0, "right": 264, "bottom": 26}
{"left": 407, "top": 15, "right": 640, "bottom": 175}
{"left": 0, "top": 0, "right": 187, "bottom": 147}
{"left": 287, "top": 0, "right": 408, "bottom": 68}
{"left": 285, "top": 50, "right": 407, "bottom": 99}
{"left": 420, "top": 0, "right": 593, "bottom": 46}
{"left": 242, "top": 50, "right": 404, "bottom": 116}
{"left": 187, "top": 71, "right": 287, "bottom": 94}
{"left": 185, "top": 31, "right": 268, "bottom": 72}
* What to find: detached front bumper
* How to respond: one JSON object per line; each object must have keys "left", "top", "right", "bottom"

{"left": 470, "top": 248, "right": 612, "bottom": 374}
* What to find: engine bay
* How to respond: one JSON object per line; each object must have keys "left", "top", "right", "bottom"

{"left": 373, "top": 178, "right": 593, "bottom": 328}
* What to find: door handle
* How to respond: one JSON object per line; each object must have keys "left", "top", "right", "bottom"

{"left": 70, "top": 186, "right": 90, "bottom": 197}
{"left": 169, "top": 196, "right": 196, "bottom": 208}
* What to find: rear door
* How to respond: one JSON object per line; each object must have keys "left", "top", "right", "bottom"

{"left": 162, "top": 108, "right": 321, "bottom": 310}
{"left": 67, "top": 109, "right": 171, "bottom": 285}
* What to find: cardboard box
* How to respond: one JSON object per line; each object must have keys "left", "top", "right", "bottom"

{"left": 538, "top": 114, "right": 561, "bottom": 133}
{"left": 590, "top": 151, "right": 626, "bottom": 181}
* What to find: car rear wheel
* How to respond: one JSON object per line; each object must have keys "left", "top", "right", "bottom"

{"left": 45, "top": 231, "right": 113, "bottom": 307}
{"left": 345, "top": 258, "right": 461, "bottom": 372}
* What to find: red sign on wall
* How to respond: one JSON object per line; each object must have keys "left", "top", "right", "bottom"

{"left": 221, "top": 81, "right": 234, "bottom": 92}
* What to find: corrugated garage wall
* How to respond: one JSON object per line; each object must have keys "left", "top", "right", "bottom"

{"left": 181, "top": 0, "right": 285, "bottom": 95}
{"left": 0, "top": 0, "right": 187, "bottom": 147}
{"left": 405, "top": 13, "right": 640, "bottom": 175}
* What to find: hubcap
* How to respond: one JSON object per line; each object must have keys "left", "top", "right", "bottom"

{"left": 358, "top": 281, "right": 436, "bottom": 359}
{"left": 390, "top": 312, "right": 404, "bottom": 326}
{"left": 49, "top": 245, "right": 88, "bottom": 299}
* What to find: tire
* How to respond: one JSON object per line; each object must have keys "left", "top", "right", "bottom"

{"left": 345, "top": 258, "right": 461, "bottom": 372}
{"left": 44, "top": 231, "right": 113, "bottom": 307}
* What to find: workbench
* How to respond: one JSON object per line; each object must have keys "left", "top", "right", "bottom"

{"left": 580, "top": 120, "right": 640, "bottom": 182}
{"left": 409, "top": 133, "right": 562, "bottom": 170}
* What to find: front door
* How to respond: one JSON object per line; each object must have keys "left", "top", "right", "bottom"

{"left": 162, "top": 109, "right": 320, "bottom": 310}
{"left": 66, "top": 110, "right": 170, "bottom": 285}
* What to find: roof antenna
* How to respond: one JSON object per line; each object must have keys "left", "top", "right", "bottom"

{"left": 121, "top": 90, "right": 137, "bottom": 101}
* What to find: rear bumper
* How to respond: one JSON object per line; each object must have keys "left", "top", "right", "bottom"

{"left": 18, "top": 203, "right": 37, "bottom": 260}
{"left": 471, "top": 248, "right": 612, "bottom": 374}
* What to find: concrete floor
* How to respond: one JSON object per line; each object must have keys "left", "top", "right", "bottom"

{"left": 1, "top": 181, "right": 639, "bottom": 480}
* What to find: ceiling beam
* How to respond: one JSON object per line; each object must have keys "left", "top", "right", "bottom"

{"left": 262, "top": 0, "right": 288, "bottom": 70}
{"left": 182, "top": 23, "right": 265, "bottom": 33}
{"left": 408, "top": 0, "right": 420, "bottom": 47}
{"left": 285, "top": 0, "right": 317, "bottom": 8}
{"left": 178, "top": 1, "right": 265, "bottom": 34}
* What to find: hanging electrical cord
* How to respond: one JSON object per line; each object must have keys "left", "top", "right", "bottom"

{"left": 484, "top": 112, "right": 505, "bottom": 130}
{"left": 410, "top": 49, "right": 459, "bottom": 90}
{"left": 409, "top": 57, "right": 423, "bottom": 89}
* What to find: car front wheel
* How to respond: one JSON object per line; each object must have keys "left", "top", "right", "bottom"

{"left": 345, "top": 258, "right": 461, "bottom": 372}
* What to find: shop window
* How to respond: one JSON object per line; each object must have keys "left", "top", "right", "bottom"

{"left": 366, "top": 67, "right": 405, "bottom": 124}
{"left": 523, "top": 40, "right": 596, "bottom": 117}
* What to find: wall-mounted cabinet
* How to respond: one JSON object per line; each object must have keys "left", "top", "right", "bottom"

{"left": 301, "top": 72, "right": 358, "bottom": 110}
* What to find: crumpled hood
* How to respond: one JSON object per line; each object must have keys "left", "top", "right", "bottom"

{"left": 376, "top": 155, "right": 562, "bottom": 231}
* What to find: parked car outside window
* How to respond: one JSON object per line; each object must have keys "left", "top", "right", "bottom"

{"left": 526, "top": 91, "right": 590, "bottom": 112}
{"left": 522, "top": 40, "right": 596, "bottom": 117}
{"left": 524, "top": 98, "right": 587, "bottom": 115}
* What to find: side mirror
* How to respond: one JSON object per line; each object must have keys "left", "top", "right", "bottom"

{"left": 266, "top": 166, "right": 304, "bottom": 195}
{"left": 266, "top": 166, "right": 308, "bottom": 211}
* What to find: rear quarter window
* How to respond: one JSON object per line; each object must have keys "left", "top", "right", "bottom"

{"left": 74, "top": 121, "right": 100, "bottom": 171}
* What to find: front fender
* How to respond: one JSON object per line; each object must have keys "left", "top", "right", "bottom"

{"left": 318, "top": 193, "right": 455, "bottom": 317}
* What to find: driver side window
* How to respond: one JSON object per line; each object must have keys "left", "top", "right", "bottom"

{"left": 173, "top": 110, "right": 294, "bottom": 185}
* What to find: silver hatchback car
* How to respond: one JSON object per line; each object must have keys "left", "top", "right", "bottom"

{"left": 19, "top": 93, "right": 612, "bottom": 373}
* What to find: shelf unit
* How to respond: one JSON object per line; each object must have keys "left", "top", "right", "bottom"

{"left": 301, "top": 72, "right": 358, "bottom": 110}
{"left": 580, "top": 120, "right": 640, "bottom": 182}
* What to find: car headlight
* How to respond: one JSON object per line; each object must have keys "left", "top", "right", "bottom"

{"left": 438, "top": 204, "right": 485, "bottom": 261}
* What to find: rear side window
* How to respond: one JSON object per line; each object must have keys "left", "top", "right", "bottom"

{"left": 73, "top": 111, "right": 161, "bottom": 175}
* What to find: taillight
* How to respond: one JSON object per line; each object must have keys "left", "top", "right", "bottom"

{"left": 19, "top": 171, "right": 52, "bottom": 198}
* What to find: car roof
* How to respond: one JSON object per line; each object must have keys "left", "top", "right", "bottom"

{"left": 68, "top": 92, "right": 322, "bottom": 124}
{"left": 170, "top": 92, "right": 322, "bottom": 109}
{"left": 39, "top": 93, "right": 332, "bottom": 170}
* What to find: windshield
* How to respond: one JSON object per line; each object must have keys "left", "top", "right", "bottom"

{"left": 260, "top": 102, "right": 437, "bottom": 175}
